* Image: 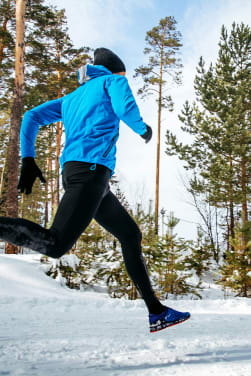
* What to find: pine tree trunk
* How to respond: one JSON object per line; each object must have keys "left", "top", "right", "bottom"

{"left": 241, "top": 158, "right": 248, "bottom": 223}
{"left": 241, "top": 157, "right": 248, "bottom": 250}
{"left": 5, "top": 0, "right": 25, "bottom": 254}
{"left": 49, "top": 153, "right": 55, "bottom": 218}
{"left": 170, "top": 239, "right": 174, "bottom": 294}
{"left": 155, "top": 34, "right": 164, "bottom": 234}
{"left": 54, "top": 62, "right": 63, "bottom": 209}
{"left": 47, "top": 127, "right": 55, "bottom": 220}
{"left": 215, "top": 207, "right": 220, "bottom": 262}
{"left": 0, "top": 150, "right": 8, "bottom": 216}
{"left": 229, "top": 155, "right": 235, "bottom": 251}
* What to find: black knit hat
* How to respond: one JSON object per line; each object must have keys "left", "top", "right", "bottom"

{"left": 94, "top": 47, "right": 126, "bottom": 73}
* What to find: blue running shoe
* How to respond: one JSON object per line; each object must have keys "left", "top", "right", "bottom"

{"left": 149, "top": 306, "right": 191, "bottom": 333}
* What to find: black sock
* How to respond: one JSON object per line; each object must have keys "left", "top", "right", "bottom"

{"left": 148, "top": 302, "right": 167, "bottom": 315}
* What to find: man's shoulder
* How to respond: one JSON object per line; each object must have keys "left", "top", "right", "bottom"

{"left": 104, "top": 74, "right": 129, "bottom": 91}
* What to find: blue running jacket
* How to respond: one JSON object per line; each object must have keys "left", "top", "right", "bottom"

{"left": 20, "top": 64, "right": 147, "bottom": 176}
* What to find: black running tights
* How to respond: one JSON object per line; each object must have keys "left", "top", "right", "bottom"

{"left": 0, "top": 161, "right": 161, "bottom": 310}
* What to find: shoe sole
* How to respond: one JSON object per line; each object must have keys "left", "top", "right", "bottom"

{"left": 150, "top": 314, "right": 191, "bottom": 333}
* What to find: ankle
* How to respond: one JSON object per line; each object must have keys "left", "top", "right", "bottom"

{"left": 148, "top": 302, "right": 167, "bottom": 315}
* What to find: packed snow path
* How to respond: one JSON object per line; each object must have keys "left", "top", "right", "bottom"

{"left": 0, "top": 254, "right": 251, "bottom": 376}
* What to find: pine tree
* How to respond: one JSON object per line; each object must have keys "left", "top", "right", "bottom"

{"left": 219, "top": 223, "right": 251, "bottom": 297}
{"left": 42, "top": 253, "right": 88, "bottom": 290}
{"left": 165, "top": 23, "right": 250, "bottom": 256}
{"left": 76, "top": 219, "right": 108, "bottom": 288}
{"left": 186, "top": 227, "right": 212, "bottom": 280}
{"left": 0, "top": 0, "right": 15, "bottom": 84}
{"left": 186, "top": 178, "right": 221, "bottom": 262}
{"left": 0, "top": 109, "right": 10, "bottom": 214}
{"left": 135, "top": 16, "right": 182, "bottom": 234}
{"left": 140, "top": 200, "right": 159, "bottom": 291}
{"left": 5, "top": 0, "right": 26, "bottom": 254}
{"left": 156, "top": 212, "right": 199, "bottom": 298}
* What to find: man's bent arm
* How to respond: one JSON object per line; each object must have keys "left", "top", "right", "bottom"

{"left": 20, "top": 97, "right": 63, "bottom": 158}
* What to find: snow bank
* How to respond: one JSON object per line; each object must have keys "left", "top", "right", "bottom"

{"left": 0, "top": 254, "right": 251, "bottom": 376}
{"left": 0, "top": 254, "right": 72, "bottom": 298}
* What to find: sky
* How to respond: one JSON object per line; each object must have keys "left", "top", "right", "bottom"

{"left": 47, "top": 0, "right": 251, "bottom": 240}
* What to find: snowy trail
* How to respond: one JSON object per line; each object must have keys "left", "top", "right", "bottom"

{"left": 0, "top": 255, "right": 251, "bottom": 376}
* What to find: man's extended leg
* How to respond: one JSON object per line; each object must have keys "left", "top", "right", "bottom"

{"left": 0, "top": 216, "right": 59, "bottom": 255}
{"left": 94, "top": 189, "right": 165, "bottom": 314}
{"left": 0, "top": 162, "right": 110, "bottom": 258}
{"left": 94, "top": 188, "right": 191, "bottom": 331}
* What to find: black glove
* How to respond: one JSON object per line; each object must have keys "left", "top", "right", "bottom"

{"left": 140, "top": 125, "right": 152, "bottom": 143}
{"left": 17, "top": 157, "right": 46, "bottom": 195}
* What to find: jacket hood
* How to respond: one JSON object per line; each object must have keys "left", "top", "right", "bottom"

{"left": 77, "top": 64, "right": 112, "bottom": 85}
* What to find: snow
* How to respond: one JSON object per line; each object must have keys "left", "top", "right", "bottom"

{"left": 0, "top": 254, "right": 251, "bottom": 376}
{"left": 57, "top": 254, "right": 81, "bottom": 271}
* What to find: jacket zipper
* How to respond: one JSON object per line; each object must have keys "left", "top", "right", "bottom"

{"left": 103, "top": 135, "right": 116, "bottom": 158}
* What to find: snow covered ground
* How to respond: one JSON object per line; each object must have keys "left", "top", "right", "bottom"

{"left": 0, "top": 254, "right": 251, "bottom": 376}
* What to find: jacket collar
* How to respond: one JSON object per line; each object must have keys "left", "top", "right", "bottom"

{"left": 78, "top": 64, "right": 112, "bottom": 84}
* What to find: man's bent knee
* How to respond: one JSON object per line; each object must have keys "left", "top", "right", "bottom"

{"left": 45, "top": 228, "right": 70, "bottom": 258}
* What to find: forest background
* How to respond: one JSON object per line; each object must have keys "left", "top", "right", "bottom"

{"left": 0, "top": 0, "right": 250, "bottom": 299}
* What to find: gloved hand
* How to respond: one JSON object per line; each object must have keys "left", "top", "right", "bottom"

{"left": 17, "top": 157, "right": 46, "bottom": 195}
{"left": 140, "top": 125, "right": 152, "bottom": 143}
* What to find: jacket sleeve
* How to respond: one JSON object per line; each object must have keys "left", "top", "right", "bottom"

{"left": 20, "top": 97, "right": 63, "bottom": 158}
{"left": 106, "top": 76, "right": 147, "bottom": 135}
